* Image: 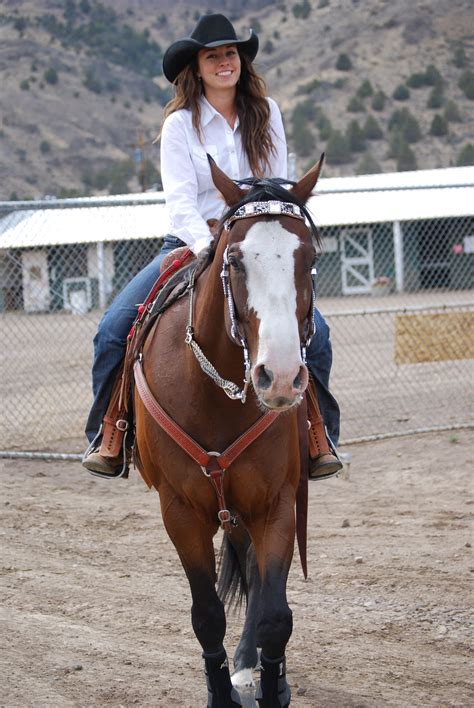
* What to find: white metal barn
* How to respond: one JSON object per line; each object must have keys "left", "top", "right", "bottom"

{"left": 0, "top": 165, "right": 473, "bottom": 312}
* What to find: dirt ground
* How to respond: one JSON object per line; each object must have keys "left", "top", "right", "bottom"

{"left": 1, "top": 430, "right": 473, "bottom": 707}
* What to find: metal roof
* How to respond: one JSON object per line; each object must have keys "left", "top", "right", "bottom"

{"left": 0, "top": 166, "right": 473, "bottom": 249}
{"left": 0, "top": 201, "right": 170, "bottom": 249}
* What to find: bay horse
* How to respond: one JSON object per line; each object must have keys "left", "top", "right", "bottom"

{"left": 133, "top": 155, "right": 324, "bottom": 707}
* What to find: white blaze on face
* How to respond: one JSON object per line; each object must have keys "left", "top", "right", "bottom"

{"left": 240, "top": 221, "right": 302, "bottom": 378}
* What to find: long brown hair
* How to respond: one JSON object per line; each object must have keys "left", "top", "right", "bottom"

{"left": 162, "top": 51, "right": 276, "bottom": 176}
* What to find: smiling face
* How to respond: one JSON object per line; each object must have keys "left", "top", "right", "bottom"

{"left": 197, "top": 44, "right": 241, "bottom": 93}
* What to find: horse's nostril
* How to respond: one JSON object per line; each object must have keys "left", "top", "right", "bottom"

{"left": 293, "top": 365, "right": 308, "bottom": 391}
{"left": 257, "top": 365, "right": 274, "bottom": 390}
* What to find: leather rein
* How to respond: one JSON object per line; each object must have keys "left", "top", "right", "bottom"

{"left": 134, "top": 200, "right": 314, "bottom": 534}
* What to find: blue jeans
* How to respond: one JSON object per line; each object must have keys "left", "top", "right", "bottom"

{"left": 85, "top": 236, "right": 183, "bottom": 443}
{"left": 85, "top": 236, "right": 340, "bottom": 445}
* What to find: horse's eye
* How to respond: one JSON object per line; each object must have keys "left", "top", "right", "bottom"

{"left": 229, "top": 257, "right": 244, "bottom": 272}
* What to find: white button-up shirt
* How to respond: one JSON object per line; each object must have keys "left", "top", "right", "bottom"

{"left": 160, "top": 96, "right": 287, "bottom": 254}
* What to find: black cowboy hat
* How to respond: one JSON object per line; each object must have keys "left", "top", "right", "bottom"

{"left": 162, "top": 13, "right": 259, "bottom": 84}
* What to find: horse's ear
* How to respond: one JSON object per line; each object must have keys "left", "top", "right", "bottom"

{"left": 290, "top": 153, "right": 325, "bottom": 203}
{"left": 207, "top": 154, "right": 246, "bottom": 206}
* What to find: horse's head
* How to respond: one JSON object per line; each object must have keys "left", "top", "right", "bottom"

{"left": 209, "top": 156, "right": 324, "bottom": 411}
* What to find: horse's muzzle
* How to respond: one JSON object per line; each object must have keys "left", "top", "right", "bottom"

{"left": 253, "top": 362, "right": 308, "bottom": 410}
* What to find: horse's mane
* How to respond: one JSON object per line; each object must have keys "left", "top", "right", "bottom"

{"left": 216, "top": 177, "right": 322, "bottom": 250}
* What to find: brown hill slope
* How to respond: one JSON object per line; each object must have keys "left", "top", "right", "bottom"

{"left": 0, "top": 0, "right": 472, "bottom": 199}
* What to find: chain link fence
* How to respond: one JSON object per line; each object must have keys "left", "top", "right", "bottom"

{"left": 1, "top": 192, "right": 473, "bottom": 455}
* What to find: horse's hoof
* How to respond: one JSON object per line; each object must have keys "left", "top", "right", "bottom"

{"left": 232, "top": 668, "right": 255, "bottom": 689}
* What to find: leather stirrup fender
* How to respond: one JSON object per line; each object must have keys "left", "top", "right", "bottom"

{"left": 306, "top": 376, "right": 332, "bottom": 459}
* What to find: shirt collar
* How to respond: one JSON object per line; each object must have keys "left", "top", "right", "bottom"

{"left": 200, "top": 96, "right": 219, "bottom": 127}
{"left": 199, "top": 96, "right": 240, "bottom": 131}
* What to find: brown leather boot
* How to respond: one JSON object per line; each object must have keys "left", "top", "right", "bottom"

{"left": 82, "top": 447, "right": 131, "bottom": 477}
{"left": 83, "top": 367, "right": 131, "bottom": 478}
{"left": 306, "top": 377, "right": 343, "bottom": 480}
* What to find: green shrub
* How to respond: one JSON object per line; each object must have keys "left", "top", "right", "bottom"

{"left": 424, "top": 64, "right": 443, "bottom": 88}
{"left": 20, "top": 79, "right": 30, "bottom": 90}
{"left": 83, "top": 69, "right": 102, "bottom": 93}
{"left": 326, "top": 130, "right": 352, "bottom": 164}
{"left": 263, "top": 39, "right": 274, "bottom": 54}
{"left": 44, "top": 67, "right": 58, "bottom": 85}
{"left": 82, "top": 158, "right": 135, "bottom": 194}
{"left": 356, "top": 153, "right": 382, "bottom": 175}
{"left": 105, "top": 78, "right": 121, "bottom": 93}
{"left": 453, "top": 46, "right": 466, "bottom": 68}
{"left": 356, "top": 79, "right": 373, "bottom": 98}
{"left": 14, "top": 17, "right": 27, "bottom": 33}
{"left": 40, "top": 140, "right": 51, "bottom": 154}
{"left": 363, "top": 115, "right": 383, "bottom": 140}
{"left": 316, "top": 113, "right": 332, "bottom": 140}
{"left": 444, "top": 100, "right": 462, "bottom": 123}
{"left": 296, "top": 78, "right": 320, "bottom": 95}
{"left": 392, "top": 84, "right": 410, "bottom": 101}
{"left": 292, "top": 99, "right": 317, "bottom": 124}
{"left": 292, "top": 124, "right": 315, "bottom": 156}
{"left": 389, "top": 108, "right": 421, "bottom": 143}
{"left": 459, "top": 70, "right": 474, "bottom": 99}
{"left": 346, "top": 120, "right": 366, "bottom": 152}
{"left": 347, "top": 95, "right": 365, "bottom": 112}
{"left": 336, "top": 53, "right": 352, "bottom": 71}
{"left": 407, "top": 72, "right": 427, "bottom": 88}
{"left": 456, "top": 144, "right": 474, "bottom": 166}
{"left": 387, "top": 130, "right": 403, "bottom": 159}
{"left": 371, "top": 90, "right": 386, "bottom": 111}
{"left": 427, "top": 85, "right": 444, "bottom": 108}
{"left": 39, "top": 5, "right": 163, "bottom": 78}
{"left": 396, "top": 141, "right": 417, "bottom": 171}
{"left": 430, "top": 114, "right": 448, "bottom": 136}
{"left": 292, "top": 0, "right": 312, "bottom": 19}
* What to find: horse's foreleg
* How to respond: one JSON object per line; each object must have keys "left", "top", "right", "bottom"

{"left": 248, "top": 488, "right": 295, "bottom": 708}
{"left": 233, "top": 545, "right": 261, "bottom": 689}
{"left": 160, "top": 487, "right": 242, "bottom": 708}
{"left": 221, "top": 527, "right": 261, "bottom": 690}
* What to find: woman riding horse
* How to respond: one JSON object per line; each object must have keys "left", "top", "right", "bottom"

{"left": 82, "top": 13, "right": 341, "bottom": 481}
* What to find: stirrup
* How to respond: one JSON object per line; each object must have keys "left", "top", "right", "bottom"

{"left": 82, "top": 426, "right": 130, "bottom": 480}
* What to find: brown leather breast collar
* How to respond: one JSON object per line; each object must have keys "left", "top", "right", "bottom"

{"left": 134, "top": 357, "right": 279, "bottom": 533}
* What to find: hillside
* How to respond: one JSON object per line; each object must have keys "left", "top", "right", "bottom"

{"left": 0, "top": 0, "right": 473, "bottom": 199}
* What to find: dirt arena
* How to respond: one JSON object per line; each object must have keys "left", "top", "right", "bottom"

{"left": 1, "top": 429, "right": 473, "bottom": 707}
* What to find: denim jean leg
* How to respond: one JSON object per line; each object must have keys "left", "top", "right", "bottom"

{"left": 306, "top": 307, "right": 341, "bottom": 446}
{"left": 85, "top": 236, "right": 185, "bottom": 442}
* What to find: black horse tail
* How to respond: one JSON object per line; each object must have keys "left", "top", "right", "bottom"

{"left": 217, "top": 534, "right": 248, "bottom": 612}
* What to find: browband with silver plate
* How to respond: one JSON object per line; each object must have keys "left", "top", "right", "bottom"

{"left": 224, "top": 201, "right": 305, "bottom": 230}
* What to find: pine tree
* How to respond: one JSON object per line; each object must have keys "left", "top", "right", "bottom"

{"left": 430, "top": 114, "right": 448, "bottom": 136}
{"left": 326, "top": 130, "right": 352, "bottom": 164}
{"left": 346, "top": 120, "right": 366, "bottom": 152}
{"left": 456, "top": 144, "right": 474, "bottom": 166}
{"left": 363, "top": 115, "right": 383, "bottom": 140}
